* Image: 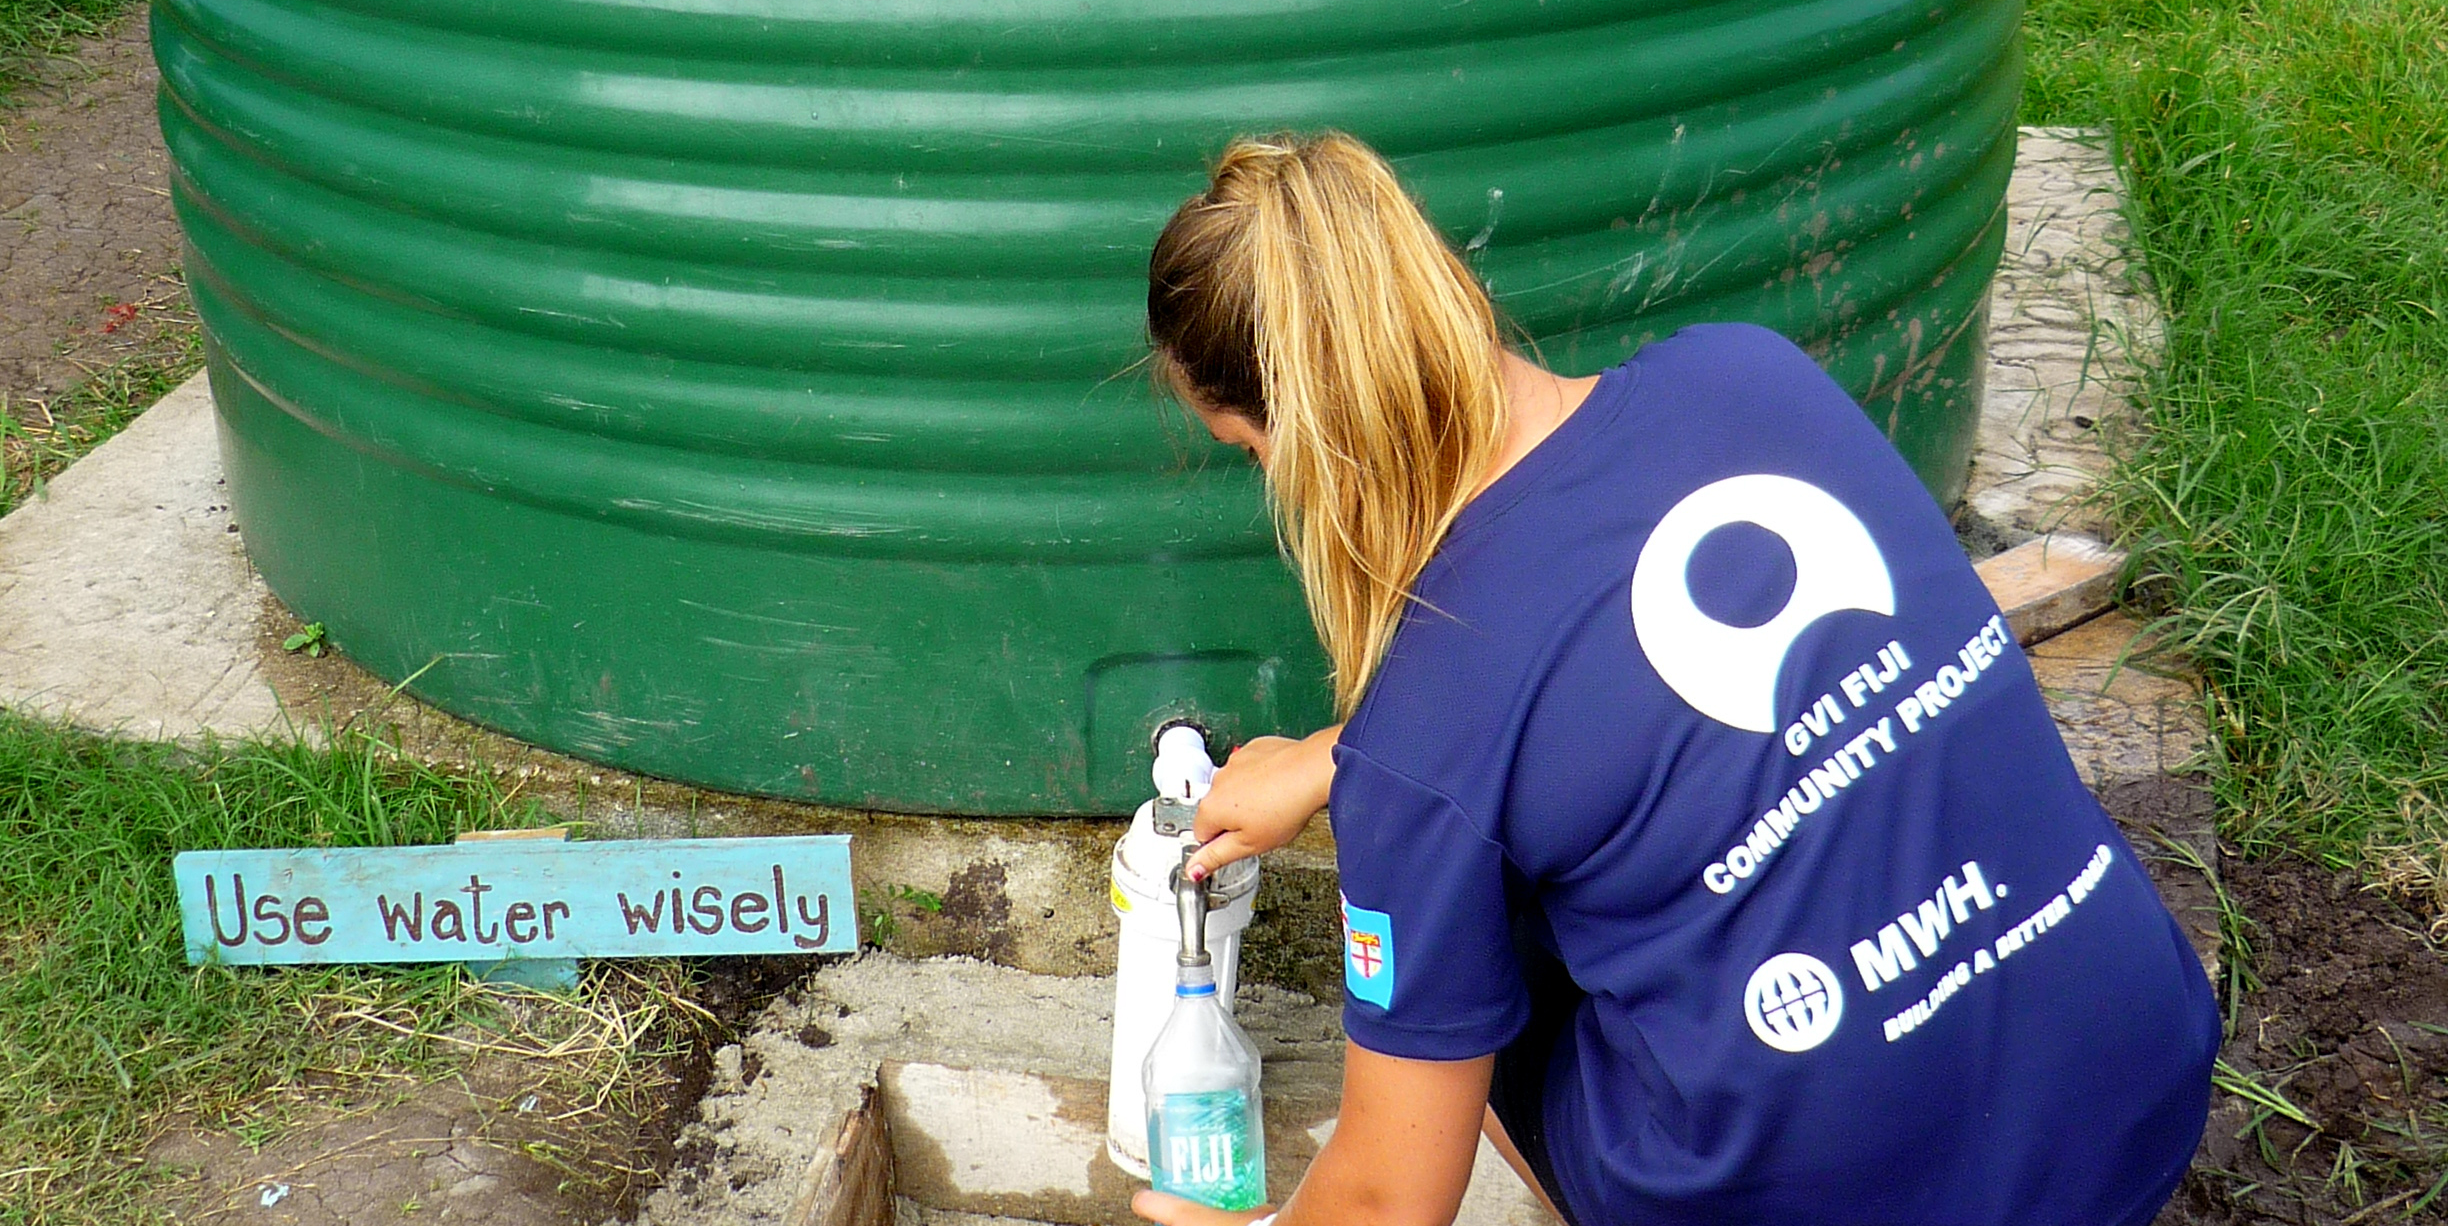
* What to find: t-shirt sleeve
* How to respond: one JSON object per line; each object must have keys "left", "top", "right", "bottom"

{"left": 1328, "top": 745, "right": 1529, "bottom": 1061}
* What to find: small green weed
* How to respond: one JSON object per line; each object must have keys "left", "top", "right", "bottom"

{"left": 2139, "top": 831, "right": 2262, "bottom": 1032}
{"left": 283, "top": 622, "right": 330, "bottom": 658}
{"left": 884, "top": 882, "right": 945, "bottom": 914}
{"left": 860, "top": 882, "right": 946, "bottom": 947}
{"left": 2213, "top": 1057, "right": 2317, "bottom": 1131}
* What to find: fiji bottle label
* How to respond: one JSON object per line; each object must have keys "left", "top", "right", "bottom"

{"left": 1147, "top": 1089, "right": 1267, "bottom": 1211}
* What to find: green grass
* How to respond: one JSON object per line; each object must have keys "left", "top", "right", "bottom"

{"left": 2024, "top": 0, "right": 2448, "bottom": 909}
{"left": 0, "top": 308, "right": 205, "bottom": 518}
{"left": 0, "top": 0, "right": 126, "bottom": 102}
{"left": 0, "top": 0, "right": 205, "bottom": 517}
{"left": 0, "top": 714, "right": 609, "bottom": 1225}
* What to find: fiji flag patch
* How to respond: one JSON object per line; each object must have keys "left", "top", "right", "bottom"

{"left": 1341, "top": 895, "right": 1395, "bottom": 1009}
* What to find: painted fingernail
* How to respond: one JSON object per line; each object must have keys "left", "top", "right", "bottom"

{"left": 1187, "top": 863, "right": 1209, "bottom": 882}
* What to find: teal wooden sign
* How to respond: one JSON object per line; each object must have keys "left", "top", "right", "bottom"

{"left": 173, "top": 835, "right": 854, "bottom": 966}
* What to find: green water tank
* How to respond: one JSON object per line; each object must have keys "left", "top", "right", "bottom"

{"left": 154, "top": 0, "right": 2017, "bottom": 814}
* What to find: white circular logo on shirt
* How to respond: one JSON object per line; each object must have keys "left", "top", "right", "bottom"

{"left": 1630, "top": 474, "right": 1894, "bottom": 732}
{"left": 1745, "top": 952, "right": 1845, "bottom": 1052}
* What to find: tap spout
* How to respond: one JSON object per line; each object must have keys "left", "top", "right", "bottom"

{"left": 1172, "top": 852, "right": 1211, "bottom": 968}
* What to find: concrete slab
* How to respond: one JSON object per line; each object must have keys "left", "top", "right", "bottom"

{"left": 631, "top": 954, "right": 1551, "bottom": 1226}
{"left": 2028, "top": 612, "right": 2206, "bottom": 794}
{"left": 1970, "top": 128, "right": 2161, "bottom": 540}
{"left": 0, "top": 373, "right": 286, "bottom": 738}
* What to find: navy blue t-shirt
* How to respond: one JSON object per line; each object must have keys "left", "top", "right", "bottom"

{"left": 1330, "top": 324, "right": 2217, "bottom": 1226}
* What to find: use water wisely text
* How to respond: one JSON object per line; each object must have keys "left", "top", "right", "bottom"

{"left": 174, "top": 835, "right": 855, "bottom": 965}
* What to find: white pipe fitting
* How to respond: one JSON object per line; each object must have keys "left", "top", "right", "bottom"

{"left": 1106, "top": 736, "right": 1259, "bottom": 1178}
{"left": 1151, "top": 723, "right": 1218, "bottom": 803}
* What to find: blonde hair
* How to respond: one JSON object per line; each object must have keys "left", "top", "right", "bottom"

{"left": 1148, "top": 132, "right": 1507, "bottom": 716}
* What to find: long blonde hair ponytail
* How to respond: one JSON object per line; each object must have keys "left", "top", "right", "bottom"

{"left": 1149, "top": 132, "right": 1507, "bottom": 716}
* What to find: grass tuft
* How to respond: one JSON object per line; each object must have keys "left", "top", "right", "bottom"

{"left": 2026, "top": 0, "right": 2448, "bottom": 911}
{"left": 0, "top": 0, "right": 127, "bottom": 103}
{"left": 0, "top": 288, "right": 206, "bottom": 518}
{"left": 0, "top": 714, "right": 692, "bottom": 1226}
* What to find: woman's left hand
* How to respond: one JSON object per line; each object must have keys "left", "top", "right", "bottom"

{"left": 1182, "top": 724, "right": 1343, "bottom": 883}
{"left": 1129, "top": 1191, "right": 1273, "bottom": 1226}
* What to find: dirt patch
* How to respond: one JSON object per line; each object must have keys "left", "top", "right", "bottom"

{"left": 935, "top": 861, "right": 1019, "bottom": 964}
{"left": 1951, "top": 502, "right": 2034, "bottom": 561}
{"left": 2104, "top": 777, "right": 2228, "bottom": 984}
{"left": 2155, "top": 845, "right": 2446, "bottom": 1224}
{"left": 2101, "top": 777, "right": 2444, "bottom": 1225}
{"left": 645, "top": 953, "right": 847, "bottom": 1186}
{"left": 0, "top": 12, "right": 189, "bottom": 408}
{"left": 143, "top": 957, "right": 840, "bottom": 1226}
{"left": 149, "top": 1050, "right": 624, "bottom": 1226}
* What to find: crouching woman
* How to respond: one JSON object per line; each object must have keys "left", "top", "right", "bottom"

{"left": 1132, "top": 132, "right": 2216, "bottom": 1226}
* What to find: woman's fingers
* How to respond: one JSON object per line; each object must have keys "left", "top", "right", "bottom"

{"left": 1129, "top": 1190, "right": 1274, "bottom": 1226}
{"left": 1183, "top": 830, "right": 1259, "bottom": 882}
{"left": 1180, "top": 726, "right": 1338, "bottom": 882}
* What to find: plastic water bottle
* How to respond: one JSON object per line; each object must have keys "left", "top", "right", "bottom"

{"left": 1141, "top": 863, "right": 1268, "bottom": 1211}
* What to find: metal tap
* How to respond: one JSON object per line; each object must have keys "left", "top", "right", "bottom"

{"left": 1171, "top": 851, "right": 1211, "bottom": 968}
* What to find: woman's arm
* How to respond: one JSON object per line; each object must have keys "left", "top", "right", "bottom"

{"left": 1133, "top": 1044, "right": 1490, "bottom": 1226}
{"left": 1183, "top": 724, "right": 1344, "bottom": 882}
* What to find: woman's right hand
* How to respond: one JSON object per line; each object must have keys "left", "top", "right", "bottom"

{"left": 1129, "top": 1191, "right": 1273, "bottom": 1226}
{"left": 1183, "top": 724, "right": 1343, "bottom": 882}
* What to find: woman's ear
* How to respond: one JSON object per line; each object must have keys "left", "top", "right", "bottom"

{"left": 1156, "top": 350, "right": 1268, "bottom": 462}
{"left": 1189, "top": 401, "right": 1270, "bottom": 464}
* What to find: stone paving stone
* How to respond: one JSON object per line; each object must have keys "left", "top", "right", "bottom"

{"left": 2028, "top": 611, "right": 2206, "bottom": 795}
{"left": 1971, "top": 128, "right": 2161, "bottom": 540}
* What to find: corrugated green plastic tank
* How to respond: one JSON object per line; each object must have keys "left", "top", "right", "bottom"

{"left": 154, "top": 0, "right": 2018, "bottom": 814}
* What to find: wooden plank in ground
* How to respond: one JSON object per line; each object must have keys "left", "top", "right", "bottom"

{"left": 788, "top": 1082, "right": 896, "bottom": 1226}
{"left": 1975, "top": 532, "right": 2126, "bottom": 645}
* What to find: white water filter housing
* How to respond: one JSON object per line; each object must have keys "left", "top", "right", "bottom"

{"left": 1106, "top": 726, "right": 1259, "bottom": 1178}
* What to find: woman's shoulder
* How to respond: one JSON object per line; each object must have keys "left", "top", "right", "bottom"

{"left": 1660, "top": 319, "right": 1798, "bottom": 351}
{"left": 1609, "top": 322, "right": 1903, "bottom": 459}
{"left": 1634, "top": 321, "right": 1831, "bottom": 387}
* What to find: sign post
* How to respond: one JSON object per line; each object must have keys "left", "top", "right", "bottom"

{"left": 173, "top": 835, "right": 856, "bottom": 971}
{"left": 455, "top": 827, "right": 580, "bottom": 990}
